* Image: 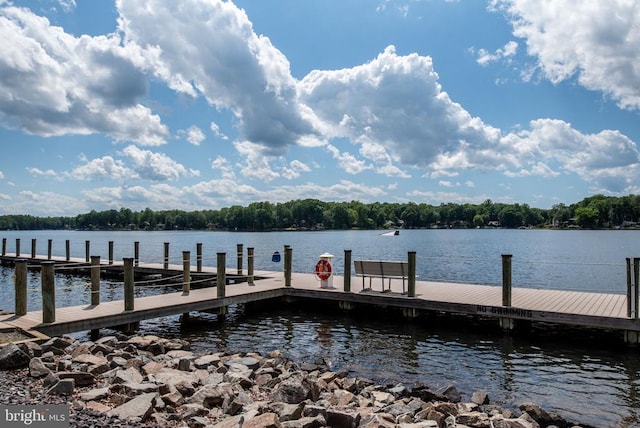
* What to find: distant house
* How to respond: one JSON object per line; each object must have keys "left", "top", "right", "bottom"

{"left": 487, "top": 220, "right": 500, "bottom": 228}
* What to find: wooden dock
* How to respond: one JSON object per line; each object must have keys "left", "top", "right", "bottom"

{"left": 1, "top": 249, "right": 640, "bottom": 346}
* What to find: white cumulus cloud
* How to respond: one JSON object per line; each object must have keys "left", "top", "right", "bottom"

{"left": 492, "top": 0, "right": 640, "bottom": 110}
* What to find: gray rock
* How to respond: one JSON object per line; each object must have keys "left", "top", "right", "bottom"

{"left": 519, "top": 402, "right": 566, "bottom": 428}
{"left": 194, "top": 353, "right": 221, "bottom": 369}
{"left": 243, "top": 412, "right": 281, "bottom": 428}
{"left": 187, "top": 416, "right": 210, "bottom": 428}
{"left": 110, "top": 382, "right": 160, "bottom": 396}
{"left": 441, "top": 385, "right": 461, "bottom": 403}
{"left": 359, "top": 412, "right": 396, "bottom": 428}
{"left": 79, "top": 387, "right": 110, "bottom": 401}
{"left": 326, "top": 408, "right": 359, "bottom": 428}
{"left": 106, "top": 392, "right": 158, "bottom": 421}
{"left": 0, "top": 343, "right": 31, "bottom": 369}
{"left": 43, "top": 371, "right": 59, "bottom": 388}
{"left": 57, "top": 371, "right": 95, "bottom": 386}
{"left": 29, "top": 357, "right": 51, "bottom": 377}
{"left": 41, "top": 337, "right": 74, "bottom": 352}
{"left": 178, "top": 357, "right": 192, "bottom": 371}
{"left": 113, "top": 367, "right": 144, "bottom": 384}
{"left": 457, "top": 411, "right": 491, "bottom": 427}
{"left": 272, "top": 374, "right": 312, "bottom": 404}
{"left": 227, "top": 356, "right": 260, "bottom": 370}
{"left": 281, "top": 415, "right": 326, "bottom": 428}
{"left": 189, "top": 382, "right": 235, "bottom": 408}
{"left": 472, "top": 390, "right": 490, "bottom": 405}
{"left": 155, "top": 367, "right": 199, "bottom": 386}
{"left": 269, "top": 402, "right": 305, "bottom": 421}
{"left": 47, "top": 378, "right": 75, "bottom": 395}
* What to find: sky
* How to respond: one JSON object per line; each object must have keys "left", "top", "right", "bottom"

{"left": 1, "top": 0, "right": 639, "bottom": 217}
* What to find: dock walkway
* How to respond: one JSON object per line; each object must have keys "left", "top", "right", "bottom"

{"left": 1, "top": 267, "right": 637, "bottom": 341}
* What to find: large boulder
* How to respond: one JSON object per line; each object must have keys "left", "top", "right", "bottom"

{"left": 0, "top": 343, "right": 31, "bottom": 369}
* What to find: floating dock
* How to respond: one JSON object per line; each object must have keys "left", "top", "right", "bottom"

{"left": 1, "top": 243, "right": 639, "bottom": 346}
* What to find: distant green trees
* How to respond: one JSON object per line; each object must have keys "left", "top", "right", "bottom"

{"left": 0, "top": 194, "right": 639, "bottom": 231}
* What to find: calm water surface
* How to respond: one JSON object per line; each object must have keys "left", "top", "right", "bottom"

{"left": 1, "top": 229, "right": 640, "bottom": 427}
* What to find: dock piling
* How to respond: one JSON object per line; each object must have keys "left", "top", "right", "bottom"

{"left": 627, "top": 258, "right": 633, "bottom": 317}
{"left": 31, "top": 238, "right": 36, "bottom": 259}
{"left": 85, "top": 240, "right": 90, "bottom": 262}
{"left": 14, "top": 259, "right": 27, "bottom": 316}
{"left": 248, "top": 247, "right": 255, "bottom": 285}
{"left": 183, "top": 251, "right": 191, "bottom": 295}
{"left": 16, "top": 238, "right": 20, "bottom": 257}
{"left": 501, "top": 254, "right": 514, "bottom": 331}
{"left": 91, "top": 256, "right": 101, "bottom": 306}
{"left": 65, "top": 239, "right": 70, "bottom": 261}
{"left": 47, "top": 239, "right": 52, "bottom": 260}
{"left": 217, "top": 252, "right": 226, "bottom": 298}
{"left": 134, "top": 241, "right": 140, "bottom": 267}
{"left": 237, "top": 243, "right": 243, "bottom": 274}
{"left": 164, "top": 242, "right": 170, "bottom": 270}
{"left": 284, "top": 246, "right": 292, "bottom": 287}
{"left": 124, "top": 258, "right": 134, "bottom": 311}
{"left": 196, "top": 243, "right": 203, "bottom": 272}
{"left": 408, "top": 251, "right": 416, "bottom": 297}
{"left": 41, "top": 261, "right": 55, "bottom": 323}
{"left": 344, "top": 249, "right": 352, "bottom": 293}
{"left": 217, "top": 252, "right": 227, "bottom": 318}
{"left": 1, "top": 237, "right": 6, "bottom": 256}
{"left": 108, "top": 241, "right": 114, "bottom": 265}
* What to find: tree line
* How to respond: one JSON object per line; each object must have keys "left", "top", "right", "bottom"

{"left": 1, "top": 194, "right": 639, "bottom": 231}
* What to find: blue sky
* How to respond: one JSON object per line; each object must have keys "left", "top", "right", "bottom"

{"left": 1, "top": 0, "right": 639, "bottom": 216}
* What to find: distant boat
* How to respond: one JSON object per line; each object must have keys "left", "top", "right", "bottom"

{"left": 380, "top": 230, "right": 400, "bottom": 236}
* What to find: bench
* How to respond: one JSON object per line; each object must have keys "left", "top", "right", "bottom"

{"left": 353, "top": 260, "right": 409, "bottom": 294}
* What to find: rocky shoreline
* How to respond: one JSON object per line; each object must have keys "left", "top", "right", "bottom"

{"left": 0, "top": 334, "right": 592, "bottom": 428}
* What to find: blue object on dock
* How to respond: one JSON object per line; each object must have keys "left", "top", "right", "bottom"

{"left": 272, "top": 251, "right": 281, "bottom": 262}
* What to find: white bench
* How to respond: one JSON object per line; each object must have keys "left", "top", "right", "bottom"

{"left": 354, "top": 260, "right": 409, "bottom": 294}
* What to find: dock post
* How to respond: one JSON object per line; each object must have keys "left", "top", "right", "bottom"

{"left": 2, "top": 237, "right": 6, "bottom": 256}
{"left": 85, "top": 240, "right": 90, "bottom": 263}
{"left": 237, "top": 243, "right": 243, "bottom": 274}
{"left": 217, "top": 253, "right": 226, "bottom": 298}
{"left": 108, "top": 241, "right": 114, "bottom": 265}
{"left": 31, "top": 238, "right": 36, "bottom": 259}
{"left": 196, "top": 243, "right": 203, "bottom": 272}
{"left": 134, "top": 241, "right": 139, "bottom": 267}
{"left": 501, "top": 254, "right": 514, "bottom": 331}
{"left": 217, "top": 252, "right": 227, "bottom": 319}
{"left": 284, "top": 246, "right": 292, "bottom": 287}
{"left": 14, "top": 259, "right": 27, "bottom": 316}
{"left": 90, "top": 255, "right": 101, "bottom": 339}
{"left": 635, "top": 258, "right": 640, "bottom": 319}
{"left": 65, "top": 239, "right": 70, "bottom": 261}
{"left": 408, "top": 251, "right": 416, "bottom": 297}
{"left": 124, "top": 258, "right": 134, "bottom": 311}
{"left": 47, "top": 239, "right": 52, "bottom": 260}
{"left": 41, "top": 261, "right": 55, "bottom": 324}
{"left": 91, "top": 256, "right": 101, "bottom": 306}
{"left": 164, "top": 242, "right": 170, "bottom": 269}
{"left": 502, "top": 254, "right": 512, "bottom": 306}
{"left": 627, "top": 258, "right": 633, "bottom": 318}
{"left": 344, "top": 250, "right": 352, "bottom": 293}
{"left": 247, "top": 247, "right": 255, "bottom": 285}
{"left": 183, "top": 251, "right": 191, "bottom": 295}
{"left": 15, "top": 238, "right": 20, "bottom": 257}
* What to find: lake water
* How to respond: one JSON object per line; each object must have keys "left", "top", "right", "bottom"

{"left": 1, "top": 229, "right": 640, "bottom": 427}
